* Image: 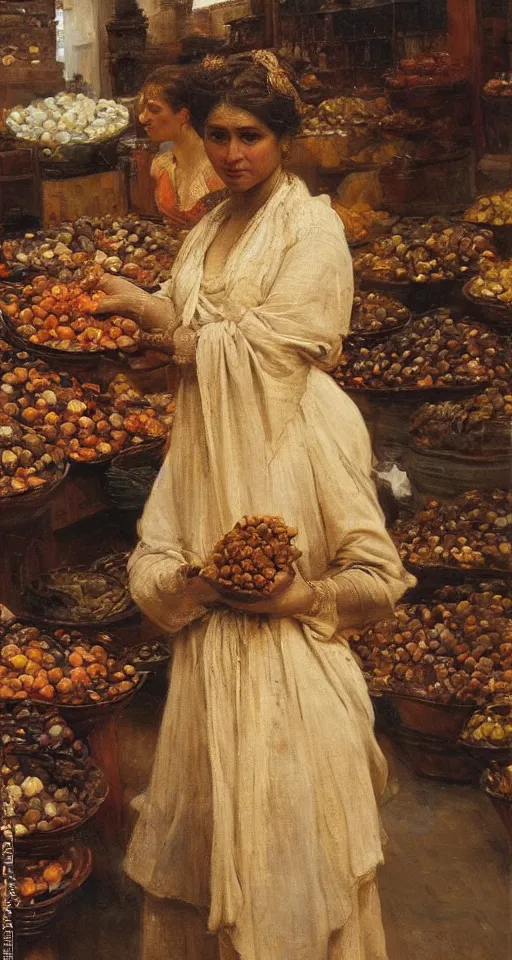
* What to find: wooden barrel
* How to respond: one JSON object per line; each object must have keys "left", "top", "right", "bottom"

{"left": 407, "top": 445, "right": 511, "bottom": 506}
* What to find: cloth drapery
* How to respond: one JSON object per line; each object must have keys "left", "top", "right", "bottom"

{"left": 125, "top": 174, "right": 412, "bottom": 960}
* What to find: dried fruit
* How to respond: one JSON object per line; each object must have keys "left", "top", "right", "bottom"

{"left": 201, "top": 516, "right": 302, "bottom": 598}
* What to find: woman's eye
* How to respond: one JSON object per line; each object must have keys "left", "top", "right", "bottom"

{"left": 242, "top": 133, "right": 261, "bottom": 144}
{"left": 208, "top": 132, "right": 226, "bottom": 143}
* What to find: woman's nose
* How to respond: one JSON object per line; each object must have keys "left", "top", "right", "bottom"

{"left": 139, "top": 107, "right": 149, "bottom": 125}
{"left": 226, "top": 138, "right": 243, "bottom": 163}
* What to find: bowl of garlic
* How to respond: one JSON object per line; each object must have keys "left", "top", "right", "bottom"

{"left": 6, "top": 93, "right": 130, "bottom": 178}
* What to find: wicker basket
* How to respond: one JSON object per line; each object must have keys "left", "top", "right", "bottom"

{"left": 6, "top": 130, "right": 128, "bottom": 181}
{"left": 20, "top": 565, "right": 137, "bottom": 628}
{"left": 14, "top": 843, "right": 93, "bottom": 938}
{"left": 1, "top": 310, "right": 139, "bottom": 365}
{"left": 392, "top": 723, "right": 477, "bottom": 783}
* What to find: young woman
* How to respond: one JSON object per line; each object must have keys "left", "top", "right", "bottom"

{"left": 137, "top": 65, "right": 226, "bottom": 227}
{"left": 97, "top": 50, "right": 414, "bottom": 960}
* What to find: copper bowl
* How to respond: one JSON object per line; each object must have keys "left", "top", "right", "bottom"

{"left": 14, "top": 843, "right": 93, "bottom": 938}
{"left": 390, "top": 692, "right": 475, "bottom": 741}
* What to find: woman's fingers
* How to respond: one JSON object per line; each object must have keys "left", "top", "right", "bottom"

{"left": 91, "top": 295, "right": 127, "bottom": 315}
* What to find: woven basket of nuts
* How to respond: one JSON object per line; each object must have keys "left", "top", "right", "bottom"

{"left": 199, "top": 515, "right": 302, "bottom": 603}
{"left": 462, "top": 265, "right": 512, "bottom": 333}
{"left": 459, "top": 699, "right": 512, "bottom": 767}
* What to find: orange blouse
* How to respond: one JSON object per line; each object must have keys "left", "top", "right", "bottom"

{"left": 151, "top": 150, "right": 227, "bottom": 228}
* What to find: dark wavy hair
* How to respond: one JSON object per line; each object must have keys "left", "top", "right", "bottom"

{"left": 180, "top": 54, "right": 302, "bottom": 139}
{"left": 140, "top": 66, "right": 191, "bottom": 114}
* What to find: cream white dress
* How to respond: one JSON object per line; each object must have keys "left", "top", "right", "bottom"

{"left": 124, "top": 174, "right": 413, "bottom": 960}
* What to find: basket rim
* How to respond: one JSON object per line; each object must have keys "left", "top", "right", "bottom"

{"left": 0, "top": 460, "right": 70, "bottom": 512}
{"left": 461, "top": 282, "right": 512, "bottom": 317}
{"left": 20, "top": 565, "right": 136, "bottom": 627}
{"left": 390, "top": 690, "right": 477, "bottom": 712}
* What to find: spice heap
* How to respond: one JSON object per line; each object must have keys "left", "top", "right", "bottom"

{"left": 350, "top": 291, "right": 410, "bottom": 335}
{"left": 0, "top": 702, "right": 86, "bottom": 761}
{"left": 347, "top": 585, "right": 512, "bottom": 704}
{"left": 460, "top": 700, "right": 512, "bottom": 747}
{"left": 1, "top": 215, "right": 184, "bottom": 287}
{"left": 301, "top": 96, "right": 389, "bottom": 134}
{"left": 0, "top": 623, "right": 141, "bottom": 704}
{"left": 391, "top": 490, "right": 512, "bottom": 571}
{"left": 0, "top": 275, "right": 140, "bottom": 354}
{"left": 354, "top": 218, "right": 496, "bottom": 284}
{"left": 385, "top": 53, "right": 465, "bottom": 89}
{"left": 483, "top": 76, "right": 512, "bottom": 99}
{"left": 466, "top": 259, "right": 512, "bottom": 305}
{"left": 334, "top": 310, "right": 509, "bottom": 390}
{"left": 2, "top": 752, "right": 105, "bottom": 838}
{"left": 0, "top": 413, "right": 66, "bottom": 497}
{"left": 201, "top": 515, "right": 302, "bottom": 598}
{"left": 482, "top": 765, "right": 512, "bottom": 798}
{"left": 463, "top": 189, "right": 512, "bottom": 226}
{"left": 409, "top": 385, "right": 512, "bottom": 454}
{"left": 6, "top": 94, "right": 129, "bottom": 148}
{"left": 16, "top": 850, "right": 76, "bottom": 902}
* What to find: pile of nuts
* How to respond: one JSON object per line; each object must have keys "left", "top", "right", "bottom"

{"left": 460, "top": 700, "right": 512, "bottom": 747}
{"left": 301, "top": 96, "right": 389, "bottom": 134}
{"left": 409, "top": 385, "right": 512, "bottom": 454}
{"left": 347, "top": 585, "right": 512, "bottom": 704}
{"left": 23, "top": 567, "right": 132, "bottom": 623}
{"left": 201, "top": 515, "right": 302, "bottom": 599}
{"left": 0, "top": 702, "right": 86, "bottom": 761}
{"left": 1, "top": 215, "right": 185, "bottom": 287}
{"left": 464, "top": 190, "right": 512, "bottom": 226}
{"left": 353, "top": 218, "right": 497, "bottom": 284}
{"left": 0, "top": 623, "right": 141, "bottom": 705}
{"left": 107, "top": 373, "right": 176, "bottom": 428}
{"left": 391, "top": 490, "right": 512, "bottom": 571}
{"left": 6, "top": 93, "right": 129, "bottom": 148}
{"left": 385, "top": 53, "right": 465, "bottom": 89}
{"left": 334, "top": 310, "right": 509, "bottom": 390}
{"left": 483, "top": 75, "right": 512, "bottom": 99}
{"left": 0, "top": 275, "right": 140, "bottom": 353}
{"left": 16, "top": 850, "right": 76, "bottom": 902}
{"left": 0, "top": 413, "right": 66, "bottom": 497}
{"left": 2, "top": 752, "right": 105, "bottom": 837}
{"left": 482, "top": 765, "right": 512, "bottom": 799}
{"left": 350, "top": 290, "right": 410, "bottom": 335}
{"left": 331, "top": 203, "right": 393, "bottom": 246}
{"left": 466, "top": 259, "right": 512, "bottom": 305}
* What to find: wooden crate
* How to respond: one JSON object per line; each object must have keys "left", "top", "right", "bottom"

{"left": 42, "top": 169, "right": 128, "bottom": 227}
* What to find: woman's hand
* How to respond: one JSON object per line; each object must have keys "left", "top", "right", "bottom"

{"left": 223, "top": 570, "right": 315, "bottom": 618}
{"left": 185, "top": 576, "right": 221, "bottom": 607}
{"left": 92, "top": 275, "right": 144, "bottom": 318}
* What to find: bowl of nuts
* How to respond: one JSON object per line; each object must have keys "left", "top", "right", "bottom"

{"left": 347, "top": 583, "right": 512, "bottom": 733}
{"left": 21, "top": 564, "right": 136, "bottom": 627}
{"left": 347, "top": 290, "right": 411, "bottom": 342}
{"left": 0, "top": 272, "right": 141, "bottom": 359}
{"left": 462, "top": 260, "right": 512, "bottom": 333}
{"left": 2, "top": 750, "right": 108, "bottom": 855}
{"left": 354, "top": 217, "right": 497, "bottom": 312}
{"left": 459, "top": 699, "right": 512, "bottom": 766}
{"left": 0, "top": 413, "right": 69, "bottom": 521}
{"left": 334, "top": 309, "right": 509, "bottom": 395}
{"left": 14, "top": 843, "right": 93, "bottom": 937}
{"left": 462, "top": 190, "right": 512, "bottom": 257}
{"left": 391, "top": 490, "right": 512, "bottom": 580}
{"left": 0, "top": 622, "right": 145, "bottom": 735}
{"left": 199, "top": 515, "right": 302, "bottom": 603}
{"left": 0, "top": 700, "right": 88, "bottom": 764}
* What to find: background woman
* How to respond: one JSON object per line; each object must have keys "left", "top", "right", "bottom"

{"left": 137, "top": 65, "right": 226, "bottom": 227}
{"left": 97, "top": 51, "right": 414, "bottom": 960}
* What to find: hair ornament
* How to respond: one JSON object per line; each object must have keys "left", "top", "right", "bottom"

{"left": 202, "top": 54, "right": 226, "bottom": 72}
{"left": 251, "top": 50, "right": 304, "bottom": 110}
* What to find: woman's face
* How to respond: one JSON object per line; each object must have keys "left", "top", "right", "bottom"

{"left": 139, "top": 86, "right": 185, "bottom": 143}
{"left": 204, "top": 105, "right": 282, "bottom": 193}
